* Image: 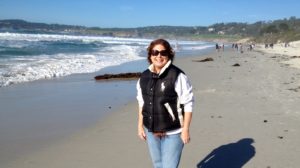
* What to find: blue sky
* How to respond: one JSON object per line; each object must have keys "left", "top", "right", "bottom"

{"left": 0, "top": 0, "right": 300, "bottom": 28}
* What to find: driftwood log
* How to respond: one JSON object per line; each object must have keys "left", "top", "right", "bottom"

{"left": 193, "top": 57, "right": 214, "bottom": 62}
{"left": 291, "top": 56, "right": 300, "bottom": 58}
{"left": 94, "top": 72, "right": 141, "bottom": 80}
{"left": 232, "top": 63, "right": 241, "bottom": 67}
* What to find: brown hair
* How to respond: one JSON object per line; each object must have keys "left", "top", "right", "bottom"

{"left": 147, "top": 39, "right": 175, "bottom": 64}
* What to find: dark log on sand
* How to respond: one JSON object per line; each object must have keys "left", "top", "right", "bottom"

{"left": 232, "top": 63, "right": 241, "bottom": 67}
{"left": 94, "top": 72, "right": 141, "bottom": 80}
{"left": 291, "top": 56, "right": 300, "bottom": 58}
{"left": 193, "top": 57, "right": 214, "bottom": 62}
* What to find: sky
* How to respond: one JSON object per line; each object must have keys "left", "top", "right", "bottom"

{"left": 0, "top": 0, "right": 300, "bottom": 28}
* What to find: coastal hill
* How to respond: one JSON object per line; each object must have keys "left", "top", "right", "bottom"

{"left": 1, "top": 17, "right": 300, "bottom": 43}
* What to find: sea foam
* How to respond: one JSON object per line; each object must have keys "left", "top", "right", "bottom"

{"left": 0, "top": 32, "right": 214, "bottom": 87}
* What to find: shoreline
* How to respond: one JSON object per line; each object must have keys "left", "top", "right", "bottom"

{"left": 2, "top": 46, "right": 300, "bottom": 167}
{"left": 0, "top": 59, "right": 148, "bottom": 165}
{"left": 0, "top": 48, "right": 210, "bottom": 166}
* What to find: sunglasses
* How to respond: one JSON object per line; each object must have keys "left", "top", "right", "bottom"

{"left": 151, "top": 50, "right": 168, "bottom": 56}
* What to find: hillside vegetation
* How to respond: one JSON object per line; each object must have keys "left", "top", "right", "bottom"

{"left": 1, "top": 17, "right": 299, "bottom": 43}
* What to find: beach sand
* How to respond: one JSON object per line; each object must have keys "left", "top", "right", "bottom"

{"left": 2, "top": 48, "right": 300, "bottom": 168}
{"left": 256, "top": 40, "right": 300, "bottom": 69}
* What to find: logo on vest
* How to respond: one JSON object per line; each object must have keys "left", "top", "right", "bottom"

{"left": 161, "top": 82, "right": 166, "bottom": 92}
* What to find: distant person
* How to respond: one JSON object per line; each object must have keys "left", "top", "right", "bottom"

{"left": 249, "top": 44, "right": 253, "bottom": 51}
{"left": 234, "top": 43, "right": 238, "bottom": 51}
{"left": 265, "top": 43, "right": 268, "bottom": 48}
{"left": 136, "top": 39, "right": 194, "bottom": 168}
{"left": 284, "top": 42, "right": 289, "bottom": 47}
{"left": 239, "top": 43, "right": 244, "bottom": 53}
{"left": 216, "top": 43, "right": 220, "bottom": 52}
{"left": 174, "top": 41, "right": 180, "bottom": 51}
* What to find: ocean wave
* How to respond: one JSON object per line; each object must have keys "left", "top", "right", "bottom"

{"left": 0, "top": 55, "right": 143, "bottom": 87}
{"left": 181, "top": 45, "right": 214, "bottom": 50}
{"left": 0, "top": 32, "right": 151, "bottom": 45}
{"left": 0, "top": 32, "right": 213, "bottom": 87}
{"left": 0, "top": 44, "right": 145, "bottom": 87}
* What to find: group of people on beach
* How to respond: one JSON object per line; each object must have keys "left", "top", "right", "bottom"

{"left": 265, "top": 43, "right": 274, "bottom": 49}
{"left": 215, "top": 43, "right": 225, "bottom": 52}
{"left": 215, "top": 42, "right": 256, "bottom": 54}
{"left": 265, "top": 42, "right": 292, "bottom": 49}
{"left": 232, "top": 43, "right": 255, "bottom": 53}
{"left": 232, "top": 43, "right": 244, "bottom": 53}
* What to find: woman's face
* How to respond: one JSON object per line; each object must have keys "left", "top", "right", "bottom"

{"left": 150, "top": 44, "right": 169, "bottom": 71}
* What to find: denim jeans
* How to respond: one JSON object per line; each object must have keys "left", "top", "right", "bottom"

{"left": 145, "top": 130, "right": 184, "bottom": 168}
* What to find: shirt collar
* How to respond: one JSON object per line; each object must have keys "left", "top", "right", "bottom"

{"left": 148, "top": 60, "right": 172, "bottom": 77}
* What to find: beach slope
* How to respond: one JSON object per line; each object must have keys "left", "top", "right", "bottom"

{"left": 5, "top": 49, "right": 300, "bottom": 168}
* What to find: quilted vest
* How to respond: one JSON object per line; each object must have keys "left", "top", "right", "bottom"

{"left": 140, "top": 64, "right": 184, "bottom": 132}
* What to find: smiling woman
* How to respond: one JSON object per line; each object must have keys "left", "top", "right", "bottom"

{"left": 136, "top": 39, "right": 194, "bottom": 168}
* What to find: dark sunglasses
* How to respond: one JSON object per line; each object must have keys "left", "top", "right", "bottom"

{"left": 151, "top": 50, "right": 168, "bottom": 56}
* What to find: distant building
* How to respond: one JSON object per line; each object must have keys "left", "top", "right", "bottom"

{"left": 218, "top": 31, "right": 225, "bottom": 35}
{"left": 208, "top": 28, "right": 215, "bottom": 32}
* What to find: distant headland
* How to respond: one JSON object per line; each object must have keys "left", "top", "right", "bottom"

{"left": 1, "top": 17, "right": 299, "bottom": 43}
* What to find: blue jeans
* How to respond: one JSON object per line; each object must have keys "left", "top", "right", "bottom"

{"left": 145, "top": 130, "right": 184, "bottom": 168}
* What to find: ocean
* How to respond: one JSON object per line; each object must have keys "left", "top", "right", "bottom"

{"left": 0, "top": 32, "right": 216, "bottom": 164}
{"left": 0, "top": 32, "right": 214, "bottom": 87}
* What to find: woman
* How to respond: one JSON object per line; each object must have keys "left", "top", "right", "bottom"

{"left": 136, "top": 39, "right": 194, "bottom": 168}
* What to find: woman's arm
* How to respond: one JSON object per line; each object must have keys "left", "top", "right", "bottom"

{"left": 136, "top": 79, "right": 146, "bottom": 140}
{"left": 181, "top": 112, "right": 192, "bottom": 144}
{"left": 175, "top": 73, "right": 194, "bottom": 144}
{"left": 138, "top": 107, "right": 146, "bottom": 140}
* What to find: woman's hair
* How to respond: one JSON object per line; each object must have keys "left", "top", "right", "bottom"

{"left": 147, "top": 39, "right": 175, "bottom": 64}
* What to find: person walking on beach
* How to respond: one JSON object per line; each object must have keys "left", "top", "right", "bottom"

{"left": 136, "top": 39, "right": 194, "bottom": 168}
{"left": 215, "top": 43, "right": 220, "bottom": 52}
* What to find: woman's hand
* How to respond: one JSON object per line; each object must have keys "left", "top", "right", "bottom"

{"left": 181, "top": 129, "right": 190, "bottom": 144}
{"left": 138, "top": 126, "right": 146, "bottom": 141}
